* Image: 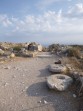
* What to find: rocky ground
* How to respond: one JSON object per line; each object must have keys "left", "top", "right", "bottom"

{"left": 0, "top": 52, "right": 80, "bottom": 111}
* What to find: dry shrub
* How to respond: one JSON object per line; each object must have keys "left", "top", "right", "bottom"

{"left": 64, "top": 66, "right": 71, "bottom": 75}
{"left": 42, "top": 47, "right": 48, "bottom": 52}
{"left": 70, "top": 57, "right": 82, "bottom": 69}
{"left": 64, "top": 57, "right": 82, "bottom": 70}
{"left": 66, "top": 48, "right": 81, "bottom": 59}
{"left": 62, "top": 56, "right": 82, "bottom": 72}
{"left": 48, "top": 44, "right": 60, "bottom": 52}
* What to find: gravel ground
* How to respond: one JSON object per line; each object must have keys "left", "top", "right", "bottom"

{"left": 0, "top": 52, "right": 79, "bottom": 111}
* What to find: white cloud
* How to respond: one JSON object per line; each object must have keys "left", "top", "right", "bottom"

{"left": 0, "top": 5, "right": 83, "bottom": 43}
{"left": 6, "top": 9, "right": 82, "bottom": 36}
{"left": 19, "top": 10, "right": 63, "bottom": 32}
{"left": 0, "top": 14, "right": 12, "bottom": 27}
{"left": 68, "top": 3, "right": 83, "bottom": 17}
{"left": 75, "top": 3, "right": 83, "bottom": 13}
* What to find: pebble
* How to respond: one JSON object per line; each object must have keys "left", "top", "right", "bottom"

{"left": 25, "top": 86, "right": 28, "bottom": 89}
{"left": 4, "top": 66, "right": 11, "bottom": 69}
{"left": 0, "top": 61, "right": 4, "bottom": 64}
{"left": 22, "top": 86, "right": 28, "bottom": 92}
{"left": 12, "top": 75, "right": 16, "bottom": 78}
{"left": 73, "top": 94, "right": 77, "bottom": 98}
{"left": 22, "top": 89, "right": 26, "bottom": 92}
{"left": 15, "top": 67, "right": 20, "bottom": 70}
{"left": 22, "top": 82, "right": 25, "bottom": 84}
{"left": 36, "top": 93, "right": 38, "bottom": 95}
{"left": 10, "top": 97, "right": 13, "bottom": 100}
{"left": 38, "top": 101, "right": 42, "bottom": 103}
{"left": 43, "top": 100, "right": 48, "bottom": 104}
{"left": 4, "top": 82, "right": 9, "bottom": 86}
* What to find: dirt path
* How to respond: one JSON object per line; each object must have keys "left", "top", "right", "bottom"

{"left": 0, "top": 52, "right": 79, "bottom": 111}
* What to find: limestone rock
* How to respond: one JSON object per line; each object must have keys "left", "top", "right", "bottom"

{"left": 20, "top": 48, "right": 26, "bottom": 53}
{"left": 49, "top": 64, "right": 67, "bottom": 73}
{"left": 3, "top": 51, "right": 11, "bottom": 56}
{"left": 0, "top": 44, "right": 9, "bottom": 50}
{"left": 47, "top": 74, "right": 73, "bottom": 91}
{"left": 28, "top": 43, "right": 42, "bottom": 52}
{"left": 10, "top": 53, "right": 15, "bottom": 58}
{"left": 73, "top": 94, "right": 77, "bottom": 98}
{"left": 0, "top": 49, "right": 4, "bottom": 55}
{"left": 4, "top": 66, "right": 11, "bottom": 69}
{"left": 22, "top": 51, "right": 38, "bottom": 57}
{"left": 37, "top": 44, "right": 42, "bottom": 51}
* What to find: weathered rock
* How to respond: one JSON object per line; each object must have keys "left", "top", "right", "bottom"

{"left": 20, "top": 48, "right": 26, "bottom": 53}
{"left": 24, "top": 42, "right": 30, "bottom": 48}
{"left": 3, "top": 51, "right": 11, "bottom": 56}
{"left": 49, "top": 64, "right": 67, "bottom": 73}
{"left": 73, "top": 94, "right": 77, "bottom": 98}
{"left": 4, "top": 66, "right": 11, "bottom": 69}
{"left": 10, "top": 53, "right": 15, "bottom": 58}
{"left": 22, "top": 51, "right": 38, "bottom": 57}
{"left": 37, "top": 44, "right": 42, "bottom": 51}
{"left": 47, "top": 74, "right": 73, "bottom": 91}
{"left": 54, "top": 59, "right": 61, "bottom": 64}
{"left": 0, "top": 49, "right": 4, "bottom": 55}
{"left": 28, "top": 43, "right": 42, "bottom": 51}
{"left": 43, "top": 100, "right": 48, "bottom": 104}
{"left": 0, "top": 42, "right": 11, "bottom": 50}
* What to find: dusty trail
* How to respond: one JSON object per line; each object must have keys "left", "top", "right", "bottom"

{"left": 0, "top": 52, "right": 79, "bottom": 111}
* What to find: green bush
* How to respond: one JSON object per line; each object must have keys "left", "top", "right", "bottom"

{"left": 13, "top": 46, "right": 22, "bottom": 52}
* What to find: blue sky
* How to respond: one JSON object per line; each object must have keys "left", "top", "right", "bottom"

{"left": 0, "top": 0, "right": 83, "bottom": 45}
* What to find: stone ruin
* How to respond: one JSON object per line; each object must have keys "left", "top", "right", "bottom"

{"left": 47, "top": 59, "right": 83, "bottom": 110}
{"left": 28, "top": 42, "right": 42, "bottom": 52}
{"left": 0, "top": 42, "right": 43, "bottom": 59}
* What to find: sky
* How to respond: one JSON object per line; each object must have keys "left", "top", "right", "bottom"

{"left": 0, "top": 0, "right": 83, "bottom": 45}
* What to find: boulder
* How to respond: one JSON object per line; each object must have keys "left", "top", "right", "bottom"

{"left": 49, "top": 64, "right": 67, "bottom": 73}
{"left": 20, "top": 48, "right": 26, "bottom": 52}
{"left": 3, "top": 51, "right": 11, "bottom": 56}
{"left": 22, "top": 51, "right": 38, "bottom": 57}
{"left": 37, "top": 44, "right": 42, "bottom": 51}
{"left": 0, "top": 49, "right": 4, "bottom": 55}
{"left": 0, "top": 43, "right": 9, "bottom": 50}
{"left": 10, "top": 53, "right": 15, "bottom": 58}
{"left": 24, "top": 42, "right": 30, "bottom": 48}
{"left": 47, "top": 74, "right": 73, "bottom": 91}
{"left": 28, "top": 43, "right": 42, "bottom": 51}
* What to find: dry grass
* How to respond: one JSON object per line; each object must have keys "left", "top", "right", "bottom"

{"left": 66, "top": 47, "right": 81, "bottom": 59}
{"left": 62, "top": 57, "right": 82, "bottom": 71}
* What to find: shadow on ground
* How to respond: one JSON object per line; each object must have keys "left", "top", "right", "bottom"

{"left": 38, "top": 66, "right": 51, "bottom": 77}
{"left": 26, "top": 81, "right": 79, "bottom": 111}
{"left": 26, "top": 63, "right": 79, "bottom": 111}
{"left": 26, "top": 81, "right": 56, "bottom": 97}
